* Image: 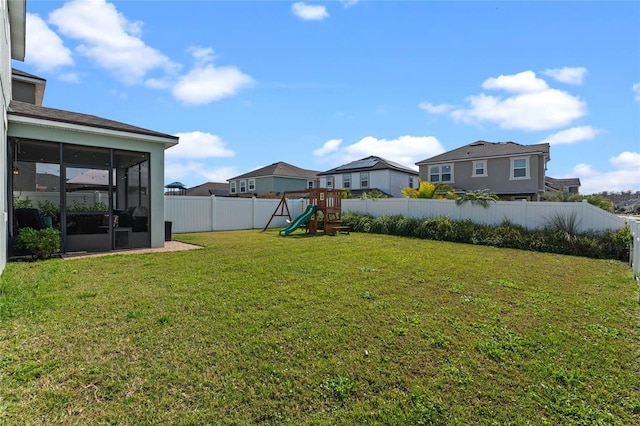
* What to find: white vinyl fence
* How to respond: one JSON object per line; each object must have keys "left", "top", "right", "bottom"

{"left": 164, "top": 196, "right": 307, "bottom": 233}
{"left": 166, "top": 196, "right": 627, "bottom": 234}
{"left": 630, "top": 219, "right": 640, "bottom": 302}
{"left": 341, "top": 198, "right": 627, "bottom": 233}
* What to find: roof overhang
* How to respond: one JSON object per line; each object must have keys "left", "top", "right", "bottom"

{"left": 8, "top": 113, "right": 179, "bottom": 148}
{"left": 8, "top": 0, "right": 26, "bottom": 61}
{"left": 416, "top": 150, "right": 550, "bottom": 166}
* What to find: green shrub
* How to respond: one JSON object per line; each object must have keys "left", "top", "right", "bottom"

{"left": 342, "top": 213, "right": 631, "bottom": 261}
{"left": 13, "top": 195, "right": 33, "bottom": 209}
{"left": 15, "top": 228, "right": 61, "bottom": 260}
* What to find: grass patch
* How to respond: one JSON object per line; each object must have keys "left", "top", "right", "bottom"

{"left": 0, "top": 230, "right": 638, "bottom": 424}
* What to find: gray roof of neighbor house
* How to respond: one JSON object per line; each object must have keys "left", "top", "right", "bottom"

{"left": 186, "top": 182, "right": 229, "bottom": 196}
{"left": 8, "top": 100, "right": 179, "bottom": 141}
{"left": 318, "top": 156, "right": 418, "bottom": 176}
{"left": 416, "top": 141, "right": 550, "bottom": 165}
{"left": 545, "top": 176, "right": 581, "bottom": 190}
{"left": 229, "top": 161, "right": 320, "bottom": 181}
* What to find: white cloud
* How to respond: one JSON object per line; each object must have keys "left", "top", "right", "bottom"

{"left": 189, "top": 46, "right": 215, "bottom": 66}
{"left": 540, "top": 125, "right": 601, "bottom": 145}
{"left": 610, "top": 151, "right": 640, "bottom": 169}
{"left": 167, "top": 131, "right": 235, "bottom": 159}
{"left": 59, "top": 73, "right": 80, "bottom": 83}
{"left": 24, "top": 13, "right": 74, "bottom": 71}
{"left": 418, "top": 102, "right": 454, "bottom": 114}
{"left": 171, "top": 46, "right": 253, "bottom": 105}
{"left": 450, "top": 71, "right": 587, "bottom": 131}
{"left": 315, "top": 135, "right": 445, "bottom": 169}
{"left": 172, "top": 64, "right": 254, "bottom": 105}
{"left": 313, "top": 139, "right": 342, "bottom": 156}
{"left": 48, "top": 0, "right": 177, "bottom": 84}
{"left": 570, "top": 152, "right": 640, "bottom": 193}
{"left": 542, "top": 67, "right": 587, "bottom": 85}
{"left": 633, "top": 83, "right": 640, "bottom": 101}
{"left": 341, "top": 0, "right": 359, "bottom": 7}
{"left": 292, "top": 2, "right": 329, "bottom": 21}
{"left": 482, "top": 71, "right": 549, "bottom": 93}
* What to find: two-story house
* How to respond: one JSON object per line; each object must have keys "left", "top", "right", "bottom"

{"left": 227, "top": 161, "right": 320, "bottom": 196}
{"left": 317, "top": 156, "right": 419, "bottom": 197}
{"left": 416, "top": 141, "right": 550, "bottom": 201}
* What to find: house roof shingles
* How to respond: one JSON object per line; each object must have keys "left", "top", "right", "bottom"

{"left": 186, "top": 182, "right": 229, "bottom": 196}
{"left": 318, "top": 155, "right": 418, "bottom": 176}
{"left": 416, "top": 141, "right": 550, "bottom": 165}
{"left": 229, "top": 161, "right": 320, "bottom": 181}
{"left": 8, "top": 100, "right": 178, "bottom": 141}
{"left": 545, "top": 176, "right": 581, "bottom": 191}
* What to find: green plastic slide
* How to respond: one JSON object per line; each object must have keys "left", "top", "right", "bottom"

{"left": 279, "top": 204, "right": 317, "bottom": 236}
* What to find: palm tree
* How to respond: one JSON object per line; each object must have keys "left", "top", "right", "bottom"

{"left": 455, "top": 189, "right": 499, "bottom": 208}
{"left": 402, "top": 179, "right": 456, "bottom": 199}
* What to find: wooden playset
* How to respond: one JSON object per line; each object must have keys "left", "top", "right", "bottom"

{"left": 263, "top": 188, "right": 347, "bottom": 235}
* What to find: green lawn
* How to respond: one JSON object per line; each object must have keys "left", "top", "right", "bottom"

{"left": 1, "top": 230, "right": 638, "bottom": 425}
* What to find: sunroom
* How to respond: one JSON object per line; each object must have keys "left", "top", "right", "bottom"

{"left": 8, "top": 99, "right": 178, "bottom": 256}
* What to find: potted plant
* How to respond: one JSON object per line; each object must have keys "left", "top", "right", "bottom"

{"left": 37, "top": 200, "right": 60, "bottom": 228}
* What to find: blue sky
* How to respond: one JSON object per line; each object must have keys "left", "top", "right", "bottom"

{"left": 16, "top": 0, "right": 640, "bottom": 194}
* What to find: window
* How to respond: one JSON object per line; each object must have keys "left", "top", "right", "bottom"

{"left": 248, "top": 179, "right": 255, "bottom": 191}
{"left": 230, "top": 181, "right": 236, "bottom": 193}
{"left": 510, "top": 157, "right": 529, "bottom": 179}
{"left": 239, "top": 180, "right": 247, "bottom": 192}
{"left": 429, "top": 164, "right": 453, "bottom": 183}
{"left": 409, "top": 176, "right": 415, "bottom": 188}
{"left": 308, "top": 180, "right": 315, "bottom": 189}
{"left": 326, "top": 177, "right": 333, "bottom": 188}
{"left": 343, "top": 174, "right": 351, "bottom": 188}
{"left": 360, "top": 172, "right": 369, "bottom": 188}
{"left": 473, "top": 161, "right": 487, "bottom": 177}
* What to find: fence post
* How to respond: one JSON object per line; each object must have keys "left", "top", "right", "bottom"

{"left": 252, "top": 197, "right": 256, "bottom": 229}
{"left": 210, "top": 195, "right": 217, "bottom": 231}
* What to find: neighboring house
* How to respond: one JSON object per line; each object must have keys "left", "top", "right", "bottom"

{"left": 227, "top": 161, "right": 319, "bottom": 195}
{"left": 186, "top": 182, "right": 229, "bottom": 196}
{"left": 545, "top": 177, "right": 581, "bottom": 194}
{"left": 416, "top": 141, "right": 550, "bottom": 201}
{"left": 317, "top": 156, "right": 419, "bottom": 198}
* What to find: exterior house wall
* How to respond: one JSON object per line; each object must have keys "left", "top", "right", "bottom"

{"left": 387, "top": 169, "right": 417, "bottom": 197}
{"left": 0, "top": 0, "right": 13, "bottom": 273}
{"left": 11, "top": 79, "right": 33, "bottom": 103}
{"left": 271, "top": 176, "right": 309, "bottom": 193}
{"left": 420, "top": 155, "right": 545, "bottom": 199}
{"left": 8, "top": 121, "right": 169, "bottom": 248}
{"left": 230, "top": 176, "right": 311, "bottom": 194}
{"left": 319, "top": 170, "right": 417, "bottom": 197}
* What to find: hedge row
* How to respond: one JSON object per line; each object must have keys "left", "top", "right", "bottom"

{"left": 341, "top": 212, "right": 632, "bottom": 261}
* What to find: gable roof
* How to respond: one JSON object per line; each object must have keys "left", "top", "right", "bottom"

{"left": 416, "top": 141, "right": 550, "bottom": 165}
{"left": 229, "top": 161, "right": 319, "bottom": 181}
{"left": 8, "top": 100, "right": 178, "bottom": 145}
{"left": 186, "top": 182, "right": 229, "bottom": 196}
{"left": 318, "top": 156, "right": 418, "bottom": 176}
{"left": 12, "top": 68, "right": 45, "bottom": 82}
